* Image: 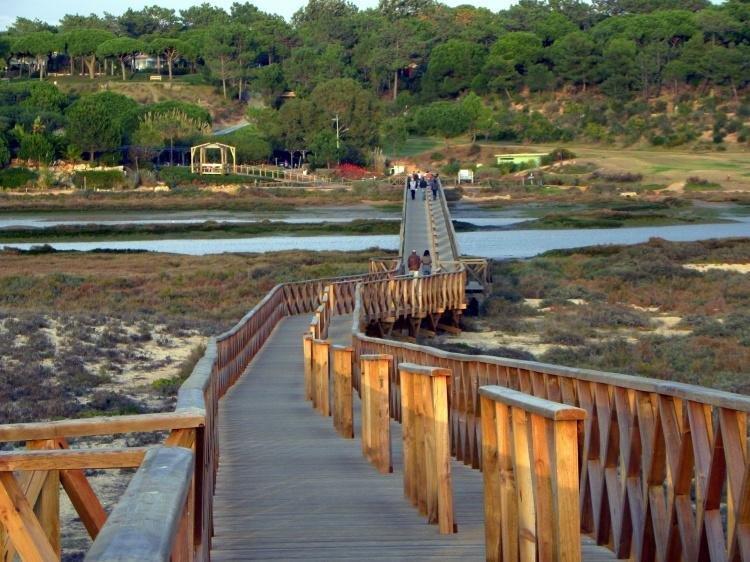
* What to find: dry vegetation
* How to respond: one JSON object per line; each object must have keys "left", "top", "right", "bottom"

{"left": 433, "top": 238, "right": 750, "bottom": 393}
{"left": 0, "top": 247, "right": 380, "bottom": 560}
{"left": 0, "top": 248, "right": 376, "bottom": 425}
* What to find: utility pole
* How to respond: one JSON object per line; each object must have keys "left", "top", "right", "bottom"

{"left": 332, "top": 114, "right": 340, "bottom": 149}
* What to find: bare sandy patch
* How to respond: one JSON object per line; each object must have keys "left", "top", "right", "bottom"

{"left": 684, "top": 263, "right": 750, "bottom": 274}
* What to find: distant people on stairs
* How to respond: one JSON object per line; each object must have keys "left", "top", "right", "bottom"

{"left": 408, "top": 176, "right": 417, "bottom": 200}
{"left": 407, "top": 250, "right": 421, "bottom": 277}
{"left": 421, "top": 250, "right": 432, "bottom": 276}
{"left": 419, "top": 175, "right": 428, "bottom": 200}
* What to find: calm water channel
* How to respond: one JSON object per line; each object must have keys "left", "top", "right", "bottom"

{"left": 2, "top": 221, "right": 748, "bottom": 259}
{"left": 1, "top": 204, "right": 748, "bottom": 259}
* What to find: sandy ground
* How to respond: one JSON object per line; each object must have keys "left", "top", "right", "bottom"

{"left": 0, "top": 314, "right": 206, "bottom": 559}
{"left": 432, "top": 297, "right": 693, "bottom": 357}
{"left": 684, "top": 263, "right": 750, "bottom": 274}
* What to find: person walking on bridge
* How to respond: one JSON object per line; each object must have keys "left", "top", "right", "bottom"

{"left": 409, "top": 176, "right": 417, "bottom": 200}
{"left": 407, "top": 250, "right": 421, "bottom": 277}
{"left": 430, "top": 174, "right": 439, "bottom": 200}
{"left": 421, "top": 250, "right": 432, "bottom": 276}
{"left": 419, "top": 175, "right": 428, "bottom": 200}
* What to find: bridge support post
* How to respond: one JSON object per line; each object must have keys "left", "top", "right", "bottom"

{"left": 312, "top": 340, "right": 331, "bottom": 417}
{"left": 331, "top": 346, "right": 354, "bottom": 439}
{"left": 303, "top": 335, "right": 313, "bottom": 402}
{"left": 399, "top": 364, "right": 456, "bottom": 535}
{"left": 360, "top": 355, "right": 393, "bottom": 474}
{"left": 479, "top": 386, "right": 584, "bottom": 562}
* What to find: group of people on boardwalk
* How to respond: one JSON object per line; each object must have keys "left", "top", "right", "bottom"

{"left": 407, "top": 249, "right": 432, "bottom": 277}
{"left": 406, "top": 171, "right": 440, "bottom": 201}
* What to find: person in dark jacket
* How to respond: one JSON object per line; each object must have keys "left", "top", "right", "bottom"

{"left": 419, "top": 175, "right": 428, "bottom": 200}
{"left": 421, "top": 250, "right": 432, "bottom": 275}
{"left": 430, "top": 175, "right": 439, "bottom": 200}
{"left": 407, "top": 250, "right": 420, "bottom": 277}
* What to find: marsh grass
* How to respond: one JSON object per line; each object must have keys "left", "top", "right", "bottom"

{"left": 478, "top": 238, "right": 750, "bottom": 393}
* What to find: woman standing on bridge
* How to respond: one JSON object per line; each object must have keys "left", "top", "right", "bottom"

{"left": 407, "top": 250, "right": 421, "bottom": 277}
{"left": 421, "top": 250, "right": 432, "bottom": 276}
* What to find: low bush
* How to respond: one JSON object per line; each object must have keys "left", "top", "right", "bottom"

{"left": 540, "top": 148, "right": 576, "bottom": 166}
{"left": 158, "top": 167, "right": 266, "bottom": 186}
{"left": 685, "top": 176, "right": 721, "bottom": 191}
{"left": 0, "top": 167, "right": 38, "bottom": 189}
{"left": 72, "top": 170, "right": 127, "bottom": 190}
{"left": 590, "top": 170, "right": 643, "bottom": 183}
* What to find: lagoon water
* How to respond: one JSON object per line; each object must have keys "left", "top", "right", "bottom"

{"left": 4, "top": 219, "right": 749, "bottom": 258}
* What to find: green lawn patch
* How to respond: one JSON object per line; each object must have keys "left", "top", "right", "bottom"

{"left": 387, "top": 137, "right": 440, "bottom": 158}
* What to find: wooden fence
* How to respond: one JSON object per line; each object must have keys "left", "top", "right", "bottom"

{"left": 0, "top": 263, "right": 399, "bottom": 562}
{"left": 351, "top": 279, "right": 750, "bottom": 561}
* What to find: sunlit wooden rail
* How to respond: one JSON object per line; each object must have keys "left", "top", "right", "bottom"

{"left": 0, "top": 178, "right": 745, "bottom": 562}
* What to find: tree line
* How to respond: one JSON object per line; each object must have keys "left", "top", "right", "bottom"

{"left": 3, "top": 0, "right": 749, "bottom": 101}
{"left": 1, "top": 0, "right": 749, "bottom": 171}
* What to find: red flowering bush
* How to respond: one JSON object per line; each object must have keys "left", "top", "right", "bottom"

{"left": 337, "top": 163, "right": 370, "bottom": 179}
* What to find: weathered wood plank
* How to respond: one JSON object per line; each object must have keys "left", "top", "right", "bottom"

{"left": 85, "top": 447, "right": 194, "bottom": 562}
{"left": 0, "top": 412, "right": 204, "bottom": 443}
{"left": 0, "top": 447, "right": 148, "bottom": 471}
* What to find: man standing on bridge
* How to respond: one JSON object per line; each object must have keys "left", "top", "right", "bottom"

{"left": 407, "top": 250, "right": 421, "bottom": 277}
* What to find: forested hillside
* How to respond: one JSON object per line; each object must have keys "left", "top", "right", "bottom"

{"left": 1, "top": 0, "right": 750, "bottom": 169}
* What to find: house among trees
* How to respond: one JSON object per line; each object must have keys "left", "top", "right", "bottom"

{"left": 132, "top": 54, "right": 158, "bottom": 71}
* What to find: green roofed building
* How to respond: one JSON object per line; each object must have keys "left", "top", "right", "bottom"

{"left": 495, "top": 153, "right": 542, "bottom": 167}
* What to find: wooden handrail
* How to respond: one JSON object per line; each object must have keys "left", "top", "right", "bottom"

{"left": 0, "top": 447, "right": 149, "bottom": 471}
{"left": 0, "top": 412, "right": 204, "bottom": 443}
{"left": 85, "top": 447, "right": 194, "bottom": 562}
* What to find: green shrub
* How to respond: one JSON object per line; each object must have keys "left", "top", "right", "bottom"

{"left": 72, "top": 170, "right": 127, "bottom": 190}
{"left": 0, "top": 167, "right": 38, "bottom": 189}
{"left": 158, "top": 167, "right": 264, "bottom": 186}
{"left": 0, "top": 136, "right": 9, "bottom": 168}
{"left": 430, "top": 151, "right": 445, "bottom": 161}
{"left": 441, "top": 159, "right": 460, "bottom": 176}
{"left": 19, "top": 133, "right": 55, "bottom": 164}
{"left": 540, "top": 148, "right": 576, "bottom": 166}
{"left": 685, "top": 176, "right": 721, "bottom": 191}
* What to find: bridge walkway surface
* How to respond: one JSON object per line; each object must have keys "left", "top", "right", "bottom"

{"left": 210, "top": 313, "right": 616, "bottom": 561}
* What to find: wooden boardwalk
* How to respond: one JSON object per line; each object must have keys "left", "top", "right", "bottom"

{"left": 211, "top": 315, "right": 616, "bottom": 561}
{"left": 212, "top": 315, "right": 485, "bottom": 561}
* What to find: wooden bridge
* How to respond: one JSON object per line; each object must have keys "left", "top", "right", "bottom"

{"left": 0, "top": 184, "right": 748, "bottom": 562}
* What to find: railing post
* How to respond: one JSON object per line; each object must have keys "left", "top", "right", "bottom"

{"left": 312, "top": 340, "right": 331, "bottom": 417}
{"left": 399, "top": 363, "right": 455, "bottom": 534}
{"left": 360, "top": 354, "right": 393, "bottom": 474}
{"left": 331, "top": 346, "right": 354, "bottom": 439}
{"left": 479, "top": 385, "right": 585, "bottom": 562}
{"left": 26, "top": 439, "right": 61, "bottom": 558}
{"left": 303, "top": 334, "right": 313, "bottom": 402}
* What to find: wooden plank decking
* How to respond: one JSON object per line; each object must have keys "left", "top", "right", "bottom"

{"left": 211, "top": 315, "right": 617, "bottom": 561}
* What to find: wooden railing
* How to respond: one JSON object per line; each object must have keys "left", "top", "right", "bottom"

{"left": 351, "top": 280, "right": 750, "bottom": 561}
{"left": 356, "top": 270, "right": 466, "bottom": 328}
{"left": 480, "top": 385, "right": 584, "bottom": 562}
{"left": 0, "top": 262, "right": 401, "bottom": 561}
{"left": 234, "top": 164, "right": 320, "bottom": 184}
{"left": 369, "top": 257, "right": 402, "bottom": 275}
{"left": 434, "top": 178, "right": 461, "bottom": 262}
{"left": 0, "top": 412, "right": 204, "bottom": 562}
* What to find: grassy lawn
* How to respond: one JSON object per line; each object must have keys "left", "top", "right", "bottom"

{"left": 476, "top": 141, "right": 750, "bottom": 194}
{"left": 387, "top": 137, "right": 441, "bottom": 158}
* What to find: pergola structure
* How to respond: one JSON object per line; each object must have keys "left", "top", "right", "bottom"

{"left": 190, "top": 142, "right": 236, "bottom": 175}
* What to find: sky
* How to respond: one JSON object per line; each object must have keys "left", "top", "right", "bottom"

{"left": 0, "top": 0, "right": 512, "bottom": 30}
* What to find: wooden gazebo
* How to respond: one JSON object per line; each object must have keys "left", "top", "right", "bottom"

{"left": 190, "top": 142, "right": 236, "bottom": 175}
